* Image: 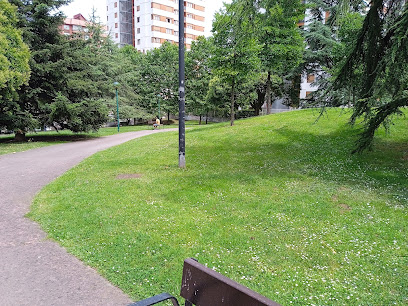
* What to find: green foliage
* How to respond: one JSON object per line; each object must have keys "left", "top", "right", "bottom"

{"left": 211, "top": 0, "right": 262, "bottom": 125}
{"left": 186, "top": 36, "right": 213, "bottom": 117}
{"left": 47, "top": 93, "right": 108, "bottom": 132}
{"left": 3, "top": 0, "right": 151, "bottom": 134}
{"left": 332, "top": 0, "right": 408, "bottom": 152}
{"left": 0, "top": 0, "right": 30, "bottom": 130}
{"left": 257, "top": 0, "right": 305, "bottom": 74}
{"left": 140, "top": 42, "right": 179, "bottom": 118}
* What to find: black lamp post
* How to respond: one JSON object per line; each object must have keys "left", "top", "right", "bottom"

{"left": 113, "top": 82, "right": 120, "bottom": 132}
{"left": 157, "top": 94, "right": 161, "bottom": 120}
{"left": 178, "top": 0, "right": 186, "bottom": 168}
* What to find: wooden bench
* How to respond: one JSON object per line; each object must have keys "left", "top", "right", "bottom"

{"left": 129, "top": 258, "right": 280, "bottom": 306}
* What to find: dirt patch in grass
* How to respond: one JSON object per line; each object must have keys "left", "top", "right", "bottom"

{"left": 116, "top": 173, "right": 143, "bottom": 179}
{"left": 338, "top": 203, "right": 352, "bottom": 214}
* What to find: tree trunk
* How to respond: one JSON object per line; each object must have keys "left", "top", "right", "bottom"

{"left": 14, "top": 131, "right": 26, "bottom": 142}
{"left": 230, "top": 78, "right": 235, "bottom": 126}
{"left": 266, "top": 71, "right": 271, "bottom": 115}
{"left": 167, "top": 111, "right": 170, "bottom": 122}
{"left": 199, "top": 115, "right": 202, "bottom": 125}
{"left": 255, "top": 88, "right": 266, "bottom": 116}
{"left": 206, "top": 112, "right": 208, "bottom": 124}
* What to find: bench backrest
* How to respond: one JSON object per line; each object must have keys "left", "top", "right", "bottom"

{"left": 180, "top": 258, "right": 280, "bottom": 306}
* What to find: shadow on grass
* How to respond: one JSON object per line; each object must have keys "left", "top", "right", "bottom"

{"left": 0, "top": 134, "right": 97, "bottom": 144}
{"left": 186, "top": 124, "right": 408, "bottom": 207}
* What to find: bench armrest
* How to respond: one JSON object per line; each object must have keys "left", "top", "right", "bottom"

{"left": 129, "top": 292, "right": 179, "bottom": 306}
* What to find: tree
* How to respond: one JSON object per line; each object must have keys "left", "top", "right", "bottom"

{"left": 186, "top": 36, "right": 214, "bottom": 124}
{"left": 332, "top": 0, "right": 408, "bottom": 152}
{"left": 253, "top": 0, "right": 305, "bottom": 114}
{"left": 211, "top": 0, "right": 261, "bottom": 126}
{"left": 7, "top": 0, "right": 72, "bottom": 138}
{"left": 300, "top": 0, "right": 364, "bottom": 106}
{"left": 141, "top": 42, "right": 179, "bottom": 121}
{"left": 0, "top": 0, "right": 30, "bottom": 135}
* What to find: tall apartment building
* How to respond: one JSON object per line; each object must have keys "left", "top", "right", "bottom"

{"left": 106, "top": 0, "right": 206, "bottom": 51}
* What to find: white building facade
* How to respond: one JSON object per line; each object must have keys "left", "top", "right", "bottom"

{"left": 106, "top": 0, "right": 206, "bottom": 51}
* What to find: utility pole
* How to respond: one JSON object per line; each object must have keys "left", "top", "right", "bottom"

{"left": 178, "top": 0, "right": 186, "bottom": 168}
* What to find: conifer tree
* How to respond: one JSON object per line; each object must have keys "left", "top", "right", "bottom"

{"left": 0, "top": 0, "right": 30, "bottom": 134}
{"left": 333, "top": 0, "right": 408, "bottom": 152}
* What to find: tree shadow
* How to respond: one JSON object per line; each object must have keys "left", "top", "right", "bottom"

{"left": 0, "top": 134, "right": 97, "bottom": 144}
{"left": 185, "top": 124, "right": 408, "bottom": 207}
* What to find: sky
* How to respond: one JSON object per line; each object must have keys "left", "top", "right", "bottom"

{"left": 61, "top": 0, "right": 231, "bottom": 37}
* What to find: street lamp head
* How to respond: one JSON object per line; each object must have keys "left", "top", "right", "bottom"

{"left": 113, "top": 81, "right": 120, "bottom": 88}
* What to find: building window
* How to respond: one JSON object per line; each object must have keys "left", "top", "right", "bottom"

{"left": 115, "top": 12, "right": 118, "bottom": 18}
{"left": 166, "top": 28, "right": 172, "bottom": 34}
{"left": 114, "top": 2, "right": 117, "bottom": 8}
{"left": 107, "top": 6, "right": 108, "bottom": 11}
{"left": 63, "top": 25, "right": 70, "bottom": 30}
{"left": 137, "top": 28, "right": 141, "bottom": 34}
{"left": 115, "top": 33, "right": 118, "bottom": 38}
{"left": 174, "top": 20, "right": 178, "bottom": 25}
{"left": 307, "top": 74, "right": 315, "bottom": 83}
{"left": 73, "top": 25, "right": 81, "bottom": 31}
{"left": 174, "top": 31, "right": 179, "bottom": 36}
{"left": 137, "top": 5, "right": 140, "bottom": 11}
{"left": 187, "top": 13, "right": 193, "bottom": 18}
{"left": 166, "top": 18, "right": 171, "bottom": 23}
{"left": 115, "top": 23, "right": 118, "bottom": 28}
{"left": 137, "top": 17, "right": 140, "bottom": 22}
{"left": 305, "top": 91, "right": 313, "bottom": 98}
{"left": 137, "top": 39, "right": 141, "bottom": 45}
{"left": 152, "top": 37, "right": 160, "bottom": 43}
{"left": 107, "top": 16, "right": 109, "bottom": 21}
{"left": 187, "top": 24, "right": 193, "bottom": 29}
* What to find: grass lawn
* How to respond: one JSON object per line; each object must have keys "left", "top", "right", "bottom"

{"left": 29, "top": 109, "right": 407, "bottom": 305}
{"left": 0, "top": 125, "right": 173, "bottom": 156}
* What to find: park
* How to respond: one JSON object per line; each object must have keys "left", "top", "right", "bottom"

{"left": 1, "top": 0, "right": 407, "bottom": 305}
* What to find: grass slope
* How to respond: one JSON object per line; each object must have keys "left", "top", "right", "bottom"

{"left": 30, "top": 109, "right": 407, "bottom": 305}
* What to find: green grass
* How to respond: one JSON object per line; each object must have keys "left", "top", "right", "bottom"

{"left": 29, "top": 109, "right": 407, "bottom": 305}
{"left": 0, "top": 125, "right": 174, "bottom": 155}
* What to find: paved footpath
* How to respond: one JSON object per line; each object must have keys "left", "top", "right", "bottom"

{"left": 0, "top": 130, "right": 174, "bottom": 306}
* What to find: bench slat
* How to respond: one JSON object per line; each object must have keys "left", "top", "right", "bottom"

{"left": 180, "top": 258, "right": 280, "bottom": 306}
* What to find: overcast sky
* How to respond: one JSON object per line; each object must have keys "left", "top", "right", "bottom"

{"left": 61, "top": 0, "right": 231, "bottom": 36}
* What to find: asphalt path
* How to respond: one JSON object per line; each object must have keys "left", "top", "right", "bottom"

{"left": 0, "top": 129, "right": 175, "bottom": 305}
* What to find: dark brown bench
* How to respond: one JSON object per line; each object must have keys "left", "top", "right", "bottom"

{"left": 129, "top": 258, "right": 280, "bottom": 306}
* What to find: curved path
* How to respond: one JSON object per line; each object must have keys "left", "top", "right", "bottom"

{"left": 0, "top": 129, "right": 175, "bottom": 306}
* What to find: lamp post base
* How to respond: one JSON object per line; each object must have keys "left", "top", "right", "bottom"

{"left": 179, "top": 154, "right": 186, "bottom": 168}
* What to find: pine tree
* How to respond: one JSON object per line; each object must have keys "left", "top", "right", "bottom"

{"left": 0, "top": 0, "right": 30, "bottom": 135}
{"left": 333, "top": 0, "right": 408, "bottom": 152}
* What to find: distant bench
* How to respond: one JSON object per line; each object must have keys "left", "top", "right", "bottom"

{"left": 129, "top": 258, "right": 280, "bottom": 306}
